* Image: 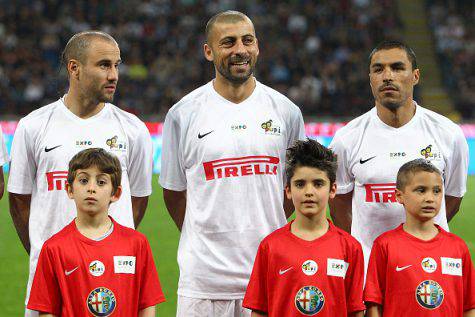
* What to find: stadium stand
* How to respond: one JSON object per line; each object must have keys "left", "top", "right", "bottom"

{"left": 0, "top": 0, "right": 402, "bottom": 119}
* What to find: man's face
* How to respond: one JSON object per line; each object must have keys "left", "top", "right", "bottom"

{"left": 204, "top": 19, "right": 259, "bottom": 84}
{"left": 369, "top": 48, "right": 419, "bottom": 110}
{"left": 78, "top": 39, "right": 121, "bottom": 103}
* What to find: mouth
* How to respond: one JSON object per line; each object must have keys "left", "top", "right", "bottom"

{"left": 85, "top": 197, "right": 98, "bottom": 202}
{"left": 303, "top": 200, "right": 317, "bottom": 205}
{"left": 380, "top": 85, "right": 398, "bottom": 92}
{"left": 229, "top": 60, "right": 250, "bottom": 67}
{"left": 104, "top": 85, "right": 116, "bottom": 92}
{"left": 421, "top": 206, "right": 436, "bottom": 212}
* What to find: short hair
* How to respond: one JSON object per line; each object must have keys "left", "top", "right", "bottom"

{"left": 369, "top": 40, "right": 418, "bottom": 70}
{"left": 68, "top": 148, "right": 122, "bottom": 194}
{"left": 396, "top": 159, "right": 442, "bottom": 190}
{"left": 61, "top": 31, "right": 118, "bottom": 67}
{"left": 205, "top": 10, "right": 253, "bottom": 43}
{"left": 285, "top": 138, "right": 337, "bottom": 185}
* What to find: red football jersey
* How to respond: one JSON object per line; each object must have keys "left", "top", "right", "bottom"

{"left": 27, "top": 217, "right": 165, "bottom": 316}
{"left": 243, "top": 220, "right": 365, "bottom": 316}
{"left": 364, "top": 224, "right": 475, "bottom": 316}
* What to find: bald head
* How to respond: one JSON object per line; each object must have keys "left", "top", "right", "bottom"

{"left": 61, "top": 31, "right": 118, "bottom": 67}
{"left": 205, "top": 10, "right": 254, "bottom": 43}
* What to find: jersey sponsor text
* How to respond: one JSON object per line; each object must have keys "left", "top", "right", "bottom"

{"left": 203, "top": 155, "right": 279, "bottom": 181}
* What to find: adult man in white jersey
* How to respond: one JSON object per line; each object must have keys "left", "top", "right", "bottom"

{"left": 8, "top": 31, "right": 153, "bottom": 316}
{"left": 160, "top": 11, "right": 305, "bottom": 317}
{"left": 329, "top": 40, "right": 468, "bottom": 268}
{"left": 0, "top": 124, "right": 9, "bottom": 199}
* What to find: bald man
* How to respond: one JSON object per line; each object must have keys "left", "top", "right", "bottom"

{"left": 8, "top": 31, "right": 153, "bottom": 317}
{"left": 160, "top": 11, "right": 305, "bottom": 317}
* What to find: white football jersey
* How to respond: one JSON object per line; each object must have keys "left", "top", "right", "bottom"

{"left": 8, "top": 98, "right": 153, "bottom": 310}
{"left": 160, "top": 79, "right": 305, "bottom": 299}
{"left": 330, "top": 102, "right": 468, "bottom": 267}
{"left": 0, "top": 124, "right": 9, "bottom": 166}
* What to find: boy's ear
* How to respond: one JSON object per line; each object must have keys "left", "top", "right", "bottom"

{"left": 110, "top": 185, "right": 122, "bottom": 203}
{"left": 329, "top": 182, "right": 337, "bottom": 199}
{"left": 285, "top": 184, "right": 292, "bottom": 200}
{"left": 396, "top": 188, "right": 404, "bottom": 205}
{"left": 66, "top": 183, "right": 74, "bottom": 199}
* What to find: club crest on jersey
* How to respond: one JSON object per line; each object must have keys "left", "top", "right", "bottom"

{"left": 415, "top": 280, "right": 444, "bottom": 309}
{"left": 421, "top": 257, "right": 437, "bottom": 273}
{"left": 89, "top": 260, "right": 105, "bottom": 277}
{"left": 302, "top": 260, "right": 318, "bottom": 276}
{"left": 87, "top": 287, "right": 116, "bottom": 316}
{"left": 295, "top": 286, "right": 325, "bottom": 315}
{"left": 203, "top": 156, "right": 279, "bottom": 181}
{"left": 364, "top": 183, "right": 396, "bottom": 203}
{"left": 420, "top": 144, "right": 441, "bottom": 161}
{"left": 106, "top": 135, "right": 127, "bottom": 152}
{"left": 261, "top": 119, "right": 281, "bottom": 136}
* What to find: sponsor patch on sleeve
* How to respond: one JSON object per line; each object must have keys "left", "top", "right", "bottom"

{"left": 441, "top": 257, "right": 462, "bottom": 276}
{"left": 114, "top": 256, "right": 136, "bottom": 274}
{"left": 327, "top": 258, "right": 349, "bottom": 278}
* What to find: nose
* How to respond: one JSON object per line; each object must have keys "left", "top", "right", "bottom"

{"left": 304, "top": 184, "right": 314, "bottom": 197}
{"left": 108, "top": 66, "right": 119, "bottom": 82}
{"left": 87, "top": 182, "right": 97, "bottom": 193}
{"left": 234, "top": 39, "right": 247, "bottom": 55}
{"left": 382, "top": 67, "right": 394, "bottom": 82}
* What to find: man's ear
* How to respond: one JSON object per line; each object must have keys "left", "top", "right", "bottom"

{"left": 68, "top": 59, "right": 80, "bottom": 79}
{"left": 204, "top": 43, "right": 214, "bottom": 62}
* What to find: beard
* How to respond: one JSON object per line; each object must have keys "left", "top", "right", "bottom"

{"left": 216, "top": 58, "right": 255, "bottom": 85}
{"left": 381, "top": 99, "right": 402, "bottom": 111}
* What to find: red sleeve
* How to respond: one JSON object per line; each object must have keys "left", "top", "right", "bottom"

{"left": 345, "top": 240, "right": 366, "bottom": 313}
{"left": 243, "top": 241, "right": 269, "bottom": 313}
{"left": 138, "top": 237, "right": 166, "bottom": 309}
{"left": 27, "top": 244, "right": 61, "bottom": 315}
{"left": 463, "top": 245, "right": 475, "bottom": 311}
{"left": 364, "top": 239, "right": 387, "bottom": 305}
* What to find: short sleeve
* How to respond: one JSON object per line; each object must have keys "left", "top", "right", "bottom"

{"left": 345, "top": 240, "right": 365, "bottom": 313}
{"left": 444, "top": 127, "right": 468, "bottom": 197}
{"left": 463, "top": 245, "right": 475, "bottom": 311}
{"left": 0, "top": 125, "right": 9, "bottom": 166}
{"left": 243, "top": 241, "right": 269, "bottom": 313}
{"left": 329, "top": 132, "right": 354, "bottom": 194}
{"left": 127, "top": 122, "right": 153, "bottom": 197}
{"left": 287, "top": 106, "right": 306, "bottom": 148}
{"left": 159, "top": 110, "right": 186, "bottom": 191}
{"left": 138, "top": 237, "right": 165, "bottom": 309}
{"left": 27, "top": 244, "right": 61, "bottom": 315}
{"left": 364, "top": 239, "right": 387, "bottom": 304}
{"left": 7, "top": 119, "right": 36, "bottom": 194}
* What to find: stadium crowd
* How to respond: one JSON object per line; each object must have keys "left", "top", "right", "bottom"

{"left": 0, "top": 0, "right": 402, "bottom": 119}
{"left": 428, "top": 0, "right": 475, "bottom": 120}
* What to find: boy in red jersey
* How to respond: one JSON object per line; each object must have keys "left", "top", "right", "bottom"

{"left": 243, "top": 139, "right": 365, "bottom": 317}
{"left": 365, "top": 158, "right": 475, "bottom": 317}
{"left": 27, "top": 148, "right": 165, "bottom": 317}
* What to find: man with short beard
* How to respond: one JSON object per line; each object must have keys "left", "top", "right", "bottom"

{"left": 329, "top": 40, "right": 468, "bottom": 272}
{"left": 8, "top": 31, "right": 153, "bottom": 317}
{"left": 160, "top": 10, "right": 305, "bottom": 317}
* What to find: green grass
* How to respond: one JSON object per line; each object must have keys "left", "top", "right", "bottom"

{"left": 1, "top": 176, "right": 474, "bottom": 316}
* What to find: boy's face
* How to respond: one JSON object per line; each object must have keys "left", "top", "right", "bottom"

{"left": 66, "top": 165, "right": 121, "bottom": 216}
{"left": 285, "top": 166, "right": 336, "bottom": 219}
{"left": 396, "top": 171, "right": 443, "bottom": 222}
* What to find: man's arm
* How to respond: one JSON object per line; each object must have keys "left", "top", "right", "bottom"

{"left": 39, "top": 313, "right": 56, "bottom": 317}
{"left": 0, "top": 169, "right": 4, "bottom": 200}
{"left": 132, "top": 196, "right": 149, "bottom": 228}
{"left": 283, "top": 191, "right": 294, "bottom": 219}
{"left": 445, "top": 195, "right": 463, "bottom": 222}
{"left": 328, "top": 191, "right": 353, "bottom": 233}
{"left": 8, "top": 192, "right": 31, "bottom": 254}
{"left": 349, "top": 311, "right": 364, "bottom": 317}
{"left": 138, "top": 306, "right": 155, "bottom": 317}
{"left": 251, "top": 310, "right": 267, "bottom": 317}
{"left": 366, "top": 302, "right": 382, "bottom": 317}
{"left": 464, "top": 309, "right": 475, "bottom": 317}
{"left": 163, "top": 189, "right": 186, "bottom": 231}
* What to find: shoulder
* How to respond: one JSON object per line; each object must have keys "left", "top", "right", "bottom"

{"left": 417, "top": 105, "right": 464, "bottom": 137}
{"left": 17, "top": 100, "right": 61, "bottom": 131}
{"left": 440, "top": 228, "right": 469, "bottom": 249}
{"left": 115, "top": 221, "right": 149, "bottom": 244}
{"left": 331, "top": 109, "right": 373, "bottom": 147}
{"left": 256, "top": 81, "right": 301, "bottom": 114}
{"left": 372, "top": 227, "right": 401, "bottom": 247}
{"left": 166, "top": 83, "right": 211, "bottom": 119}
{"left": 42, "top": 223, "right": 75, "bottom": 251}
{"left": 332, "top": 224, "right": 363, "bottom": 249}
{"left": 108, "top": 104, "right": 148, "bottom": 132}
{"left": 259, "top": 224, "right": 290, "bottom": 248}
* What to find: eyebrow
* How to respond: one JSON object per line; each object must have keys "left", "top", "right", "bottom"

{"left": 219, "top": 34, "right": 255, "bottom": 42}
{"left": 371, "top": 61, "right": 406, "bottom": 69}
{"left": 96, "top": 59, "right": 122, "bottom": 64}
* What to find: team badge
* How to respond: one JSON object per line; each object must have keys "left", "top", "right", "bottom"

{"left": 302, "top": 260, "right": 318, "bottom": 276}
{"left": 421, "top": 257, "right": 437, "bottom": 273}
{"left": 87, "top": 287, "right": 116, "bottom": 316}
{"left": 295, "top": 286, "right": 325, "bottom": 315}
{"left": 89, "top": 260, "right": 105, "bottom": 277}
{"left": 415, "top": 280, "right": 444, "bottom": 309}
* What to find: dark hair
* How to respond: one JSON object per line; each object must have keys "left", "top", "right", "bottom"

{"left": 369, "top": 40, "right": 418, "bottom": 70}
{"left": 396, "top": 159, "right": 442, "bottom": 190}
{"left": 61, "top": 31, "right": 117, "bottom": 67}
{"left": 205, "top": 10, "right": 253, "bottom": 43}
{"left": 285, "top": 138, "right": 337, "bottom": 185}
{"left": 68, "top": 148, "right": 122, "bottom": 194}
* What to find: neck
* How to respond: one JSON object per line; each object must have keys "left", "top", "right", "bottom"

{"left": 403, "top": 218, "right": 439, "bottom": 241}
{"left": 376, "top": 99, "right": 415, "bottom": 128}
{"left": 75, "top": 212, "right": 112, "bottom": 240}
{"left": 64, "top": 90, "right": 105, "bottom": 119}
{"left": 291, "top": 212, "right": 329, "bottom": 241}
{"left": 213, "top": 74, "right": 256, "bottom": 104}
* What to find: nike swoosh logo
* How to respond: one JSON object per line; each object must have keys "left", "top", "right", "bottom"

{"left": 45, "top": 145, "right": 62, "bottom": 152}
{"left": 359, "top": 156, "right": 376, "bottom": 164}
{"left": 396, "top": 265, "right": 412, "bottom": 272}
{"left": 279, "top": 267, "right": 293, "bottom": 275}
{"left": 65, "top": 267, "right": 78, "bottom": 276}
{"left": 198, "top": 130, "right": 214, "bottom": 139}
